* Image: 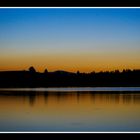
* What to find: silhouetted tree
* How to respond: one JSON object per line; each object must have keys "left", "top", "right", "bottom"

{"left": 115, "top": 70, "right": 120, "bottom": 73}
{"left": 77, "top": 71, "right": 80, "bottom": 75}
{"left": 91, "top": 71, "right": 95, "bottom": 74}
{"left": 29, "top": 66, "right": 36, "bottom": 73}
{"left": 44, "top": 69, "right": 48, "bottom": 74}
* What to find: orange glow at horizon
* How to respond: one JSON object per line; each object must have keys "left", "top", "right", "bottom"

{"left": 0, "top": 50, "right": 140, "bottom": 72}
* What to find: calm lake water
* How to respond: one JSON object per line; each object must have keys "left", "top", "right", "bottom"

{"left": 0, "top": 87, "right": 140, "bottom": 132}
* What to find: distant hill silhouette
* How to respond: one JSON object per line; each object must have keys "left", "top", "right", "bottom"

{"left": 0, "top": 67, "right": 140, "bottom": 88}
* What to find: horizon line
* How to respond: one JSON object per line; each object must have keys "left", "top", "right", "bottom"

{"left": 0, "top": 68, "right": 140, "bottom": 73}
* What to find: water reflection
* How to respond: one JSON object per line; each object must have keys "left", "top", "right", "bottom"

{"left": 0, "top": 90, "right": 140, "bottom": 106}
{"left": 0, "top": 90, "right": 140, "bottom": 131}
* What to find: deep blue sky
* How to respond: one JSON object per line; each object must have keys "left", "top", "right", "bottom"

{"left": 0, "top": 8, "right": 140, "bottom": 72}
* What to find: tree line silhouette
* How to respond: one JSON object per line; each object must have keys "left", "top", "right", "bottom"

{"left": 0, "top": 66, "right": 140, "bottom": 87}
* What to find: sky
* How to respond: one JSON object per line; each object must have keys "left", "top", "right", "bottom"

{"left": 0, "top": 8, "right": 140, "bottom": 72}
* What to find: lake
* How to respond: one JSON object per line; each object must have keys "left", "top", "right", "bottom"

{"left": 0, "top": 87, "right": 140, "bottom": 132}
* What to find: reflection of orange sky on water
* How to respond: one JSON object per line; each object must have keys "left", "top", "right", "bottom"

{"left": 0, "top": 93, "right": 140, "bottom": 121}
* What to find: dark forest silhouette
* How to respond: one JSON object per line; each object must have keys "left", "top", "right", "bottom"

{"left": 0, "top": 66, "right": 140, "bottom": 88}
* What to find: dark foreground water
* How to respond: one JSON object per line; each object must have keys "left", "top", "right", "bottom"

{"left": 0, "top": 87, "right": 140, "bottom": 132}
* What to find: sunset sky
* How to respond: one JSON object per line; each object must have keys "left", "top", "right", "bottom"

{"left": 0, "top": 8, "right": 140, "bottom": 72}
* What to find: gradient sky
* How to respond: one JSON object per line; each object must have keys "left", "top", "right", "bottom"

{"left": 0, "top": 8, "right": 140, "bottom": 72}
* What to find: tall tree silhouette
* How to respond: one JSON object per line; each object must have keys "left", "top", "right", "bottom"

{"left": 44, "top": 69, "right": 48, "bottom": 74}
{"left": 29, "top": 66, "right": 36, "bottom": 73}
